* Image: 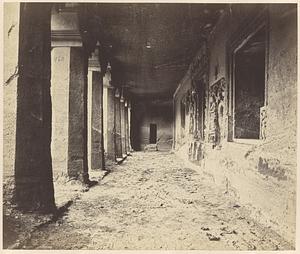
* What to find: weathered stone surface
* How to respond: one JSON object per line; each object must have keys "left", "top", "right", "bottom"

{"left": 106, "top": 87, "right": 116, "bottom": 160}
{"left": 124, "top": 103, "right": 130, "bottom": 153}
{"left": 51, "top": 47, "right": 71, "bottom": 176}
{"left": 120, "top": 100, "right": 127, "bottom": 156}
{"left": 127, "top": 103, "right": 133, "bottom": 152}
{"left": 208, "top": 78, "right": 225, "bottom": 147}
{"left": 67, "top": 47, "right": 89, "bottom": 182}
{"left": 114, "top": 91, "right": 122, "bottom": 158}
{"left": 14, "top": 3, "right": 55, "bottom": 212}
{"left": 173, "top": 5, "right": 297, "bottom": 245}
{"left": 173, "top": 43, "right": 209, "bottom": 155}
{"left": 90, "top": 71, "right": 105, "bottom": 170}
{"left": 51, "top": 46, "right": 89, "bottom": 182}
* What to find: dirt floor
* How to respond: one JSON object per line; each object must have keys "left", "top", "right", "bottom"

{"left": 3, "top": 151, "right": 293, "bottom": 250}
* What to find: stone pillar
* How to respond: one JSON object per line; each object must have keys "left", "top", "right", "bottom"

{"left": 103, "top": 66, "right": 116, "bottom": 161}
{"left": 67, "top": 48, "right": 89, "bottom": 182}
{"left": 103, "top": 83, "right": 108, "bottom": 155}
{"left": 51, "top": 6, "right": 89, "bottom": 182}
{"left": 14, "top": 3, "right": 55, "bottom": 212}
{"left": 120, "top": 94, "right": 127, "bottom": 157}
{"left": 127, "top": 101, "right": 133, "bottom": 152}
{"left": 87, "top": 48, "right": 105, "bottom": 170}
{"left": 51, "top": 47, "right": 71, "bottom": 176}
{"left": 124, "top": 100, "right": 130, "bottom": 154}
{"left": 114, "top": 89, "right": 123, "bottom": 159}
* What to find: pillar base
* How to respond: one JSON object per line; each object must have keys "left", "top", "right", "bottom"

{"left": 116, "top": 155, "right": 127, "bottom": 165}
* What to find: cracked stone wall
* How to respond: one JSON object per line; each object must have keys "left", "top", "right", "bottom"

{"left": 173, "top": 4, "right": 297, "bottom": 245}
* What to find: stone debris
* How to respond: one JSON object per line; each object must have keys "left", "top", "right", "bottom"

{"left": 201, "top": 227, "right": 210, "bottom": 231}
{"left": 206, "top": 233, "right": 221, "bottom": 241}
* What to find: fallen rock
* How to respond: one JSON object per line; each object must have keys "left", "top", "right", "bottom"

{"left": 206, "top": 233, "right": 221, "bottom": 241}
{"left": 201, "top": 227, "right": 210, "bottom": 231}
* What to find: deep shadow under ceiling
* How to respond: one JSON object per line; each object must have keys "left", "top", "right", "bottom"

{"left": 81, "top": 3, "right": 226, "bottom": 99}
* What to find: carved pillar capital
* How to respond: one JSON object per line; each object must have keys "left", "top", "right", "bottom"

{"left": 88, "top": 47, "right": 101, "bottom": 72}
{"left": 103, "top": 62, "right": 113, "bottom": 88}
{"left": 51, "top": 5, "right": 83, "bottom": 47}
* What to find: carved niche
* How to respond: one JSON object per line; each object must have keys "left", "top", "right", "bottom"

{"left": 185, "top": 89, "right": 196, "bottom": 135}
{"left": 208, "top": 78, "right": 226, "bottom": 148}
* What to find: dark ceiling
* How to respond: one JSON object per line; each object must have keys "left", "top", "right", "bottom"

{"left": 81, "top": 3, "right": 225, "bottom": 99}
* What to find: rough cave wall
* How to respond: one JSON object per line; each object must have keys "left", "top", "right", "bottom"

{"left": 3, "top": 3, "right": 20, "bottom": 178}
{"left": 265, "top": 5, "right": 297, "bottom": 171}
{"left": 131, "top": 99, "right": 173, "bottom": 151}
{"left": 206, "top": 5, "right": 297, "bottom": 245}
{"left": 173, "top": 4, "right": 297, "bottom": 245}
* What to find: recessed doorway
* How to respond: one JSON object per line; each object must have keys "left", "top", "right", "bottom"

{"left": 149, "top": 123, "right": 157, "bottom": 144}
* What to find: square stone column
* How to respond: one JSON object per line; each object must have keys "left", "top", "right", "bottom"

{"left": 51, "top": 47, "right": 89, "bottom": 182}
{"left": 127, "top": 101, "right": 133, "bottom": 152}
{"left": 51, "top": 47, "right": 71, "bottom": 176}
{"left": 88, "top": 71, "right": 105, "bottom": 170}
{"left": 120, "top": 96, "right": 127, "bottom": 157}
{"left": 103, "top": 85, "right": 108, "bottom": 154}
{"left": 103, "top": 68, "right": 116, "bottom": 161}
{"left": 114, "top": 89, "right": 123, "bottom": 159}
{"left": 51, "top": 5, "right": 89, "bottom": 183}
{"left": 124, "top": 100, "right": 130, "bottom": 154}
{"left": 68, "top": 48, "right": 89, "bottom": 181}
{"left": 87, "top": 49, "right": 105, "bottom": 170}
{"left": 51, "top": 7, "right": 89, "bottom": 182}
{"left": 14, "top": 3, "right": 55, "bottom": 212}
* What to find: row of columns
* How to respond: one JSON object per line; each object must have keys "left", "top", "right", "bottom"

{"left": 14, "top": 3, "right": 132, "bottom": 212}
{"left": 88, "top": 58, "right": 133, "bottom": 167}
{"left": 51, "top": 46, "right": 132, "bottom": 174}
{"left": 15, "top": 3, "right": 56, "bottom": 211}
{"left": 112, "top": 88, "right": 132, "bottom": 162}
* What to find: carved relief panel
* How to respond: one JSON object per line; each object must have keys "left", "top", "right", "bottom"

{"left": 208, "top": 78, "right": 226, "bottom": 148}
{"left": 259, "top": 106, "right": 267, "bottom": 140}
{"left": 186, "top": 42, "right": 209, "bottom": 162}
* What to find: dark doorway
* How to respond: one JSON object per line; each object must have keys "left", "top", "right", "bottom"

{"left": 149, "top": 124, "right": 157, "bottom": 144}
{"left": 234, "top": 26, "right": 266, "bottom": 139}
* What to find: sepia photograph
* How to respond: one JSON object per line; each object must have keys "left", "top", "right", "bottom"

{"left": 1, "top": 1, "right": 298, "bottom": 251}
